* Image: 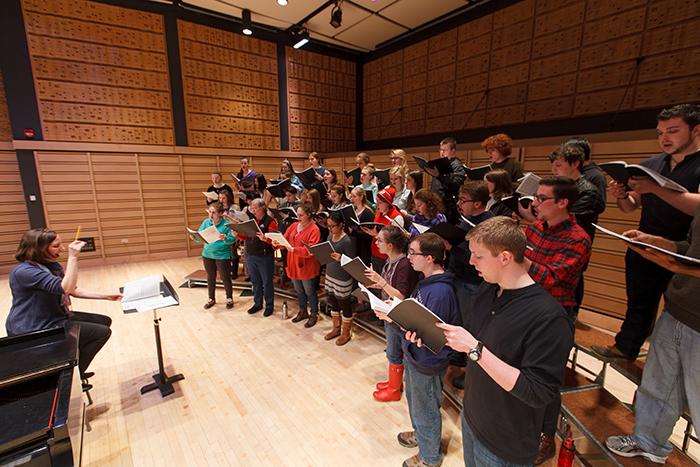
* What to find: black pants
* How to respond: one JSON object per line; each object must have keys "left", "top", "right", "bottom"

{"left": 203, "top": 257, "right": 232, "bottom": 301}
{"left": 326, "top": 293, "right": 353, "bottom": 318}
{"left": 615, "top": 248, "right": 673, "bottom": 358}
{"left": 67, "top": 311, "right": 112, "bottom": 377}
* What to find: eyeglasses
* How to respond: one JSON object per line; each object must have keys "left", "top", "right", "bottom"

{"left": 533, "top": 194, "right": 556, "bottom": 203}
{"left": 458, "top": 198, "right": 475, "bottom": 204}
{"left": 407, "top": 249, "right": 429, "bottom": 257}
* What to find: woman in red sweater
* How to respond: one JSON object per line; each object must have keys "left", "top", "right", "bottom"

{"left": 275, "top": 202, "right": 322, "bottom": 327}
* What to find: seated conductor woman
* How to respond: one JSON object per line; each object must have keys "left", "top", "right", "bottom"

{"left": 6, "top": 228, "right": 120, "bottom": 383}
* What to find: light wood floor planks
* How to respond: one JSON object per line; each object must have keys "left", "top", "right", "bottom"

{"left": 0, "top": 257, "right": 465, "bottom": 467}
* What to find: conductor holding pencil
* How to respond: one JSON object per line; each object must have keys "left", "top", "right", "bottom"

{"left": 6, "top": 227, "right": 121, "bottom": 390}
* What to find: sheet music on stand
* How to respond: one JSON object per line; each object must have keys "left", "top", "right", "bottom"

{"left": 121, "top": 275, "right": 179, "bottom": 313}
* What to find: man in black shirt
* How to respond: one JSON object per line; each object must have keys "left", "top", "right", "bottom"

{"left": 426, "top": 137, "right": 466, "bottom": 223}
{"left": 593, "top": 104, "right": 700, "bottom": 361}
{"left": 437, "top": 217, "right": 573, "bottom": 466}
{"left": 206, "top": 171, "right": 233, "bottom": 205}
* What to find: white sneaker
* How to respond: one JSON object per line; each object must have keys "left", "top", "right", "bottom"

{"left": 606, "top": 435, "right": 668, "bottom": 464}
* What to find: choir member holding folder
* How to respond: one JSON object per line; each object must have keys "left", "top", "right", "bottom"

{"left": 191, "top": 202, "right": 237, "bottom": 310}
{"left": 232, "top": 199, "right": 277, "bottom": 317}
{"left": 320, "top": 212, "right": 357, "bottom": 345}
{"left": 349, "top": 186, "right": 375, "bottom": 266}
{"left": 380, "top": 233, "right": 459, "bottom": 467}
{"left": 364, "top": 225, "right": 418, "bottom": 402}
{"left": 271, "top": 203, "right": 321, "bottom": 328}
{"left": 407, "top": 189, "right": 446, "bottom": 238}
{"left": 363, "top": 187, "right": 404, "bottom": 275}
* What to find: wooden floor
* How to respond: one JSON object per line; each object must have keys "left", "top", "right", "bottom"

{"left": 1, "top": 257, "right": 467, "bottom": 467}
{"left": 1, "top": 257, "right": 697, "bottom": 466}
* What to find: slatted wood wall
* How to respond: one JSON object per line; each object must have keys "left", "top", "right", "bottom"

{"left": 178, "top": 20, "right": 280, "bottom": 150}
{"left": 34, "top": 152, "right": 308, "bottom": 262}
{"left": 363, "top": 0, "right": 700, "bottom": 142}
{"left": 286, "top": 48, "right": 356, "bottom": 153}
{"left": 21, "top": 0, "right": 174, "bottom": 144}
{"left": 0, "top": 152, "right": 31, "bottom": 274}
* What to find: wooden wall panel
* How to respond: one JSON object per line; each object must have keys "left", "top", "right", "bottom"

{"left": 179, "top": 21, "right": 280, "bottom": 150}
{"left": 35, "top": 150, "right": 308, "bottom": 262}
{"left": 0, "top": 72, "right": 12, "bottom": 142}
{"left": 0, "top": 153, "right": 31, "bottom": 274}
{"left": 363, "top": 0, "right": 700, "bottom": 141}
{"left": 286, "top": 47, "right": 356, "bottom": 153}
{"left": 22, "top": 0, "right": 174, "bottom": 144}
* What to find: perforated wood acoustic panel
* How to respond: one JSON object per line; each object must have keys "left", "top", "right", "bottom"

{"left": 178, "top": 20, "right": 280, "bottom": 150}
{"left": 363, "top": 0, "right": 700, "bottom": 142}
{"left": 0, "top": 152, "right": 31, "bottom": 274}
{"left": 0, "top": 72, "right": 11, "bottom": 142}
{"left": 22, "top": 0, "right": 174, "bottom": 144}
{"left": 286, "top": 48, "right": 356, "bottom": 153}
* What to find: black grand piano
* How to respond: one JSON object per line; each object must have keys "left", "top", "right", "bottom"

{"left": 0, "top": 324, "right": 85, "bottom": 466}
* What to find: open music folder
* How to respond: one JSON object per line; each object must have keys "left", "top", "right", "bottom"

{"left": 121, "top": 275, "right": 179, "bottom": 313}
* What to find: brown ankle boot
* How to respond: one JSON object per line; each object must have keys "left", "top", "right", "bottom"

{"left": 324, "top": 312, "right": 341, "bottom": 340}
{"left": 336, "top": 317, "right": 353, "bottom": 346}
{"left": 304, "top": 312, "right": 318, "bottom": 328}
{"left": 291, "top": 309, "right": 308, "bottom": 323}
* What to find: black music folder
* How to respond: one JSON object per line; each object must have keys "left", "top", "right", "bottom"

{"left": 340, "top": 254, "right": 375, "bottom": 286}
{"left": 387, "top": 298, "right": 447, "bottom": 355}
{"left": 307, "top": 241, "right": 336, "bottom": 265}
{"left": 414, "top": 156, "right": 452, "bottom": 176}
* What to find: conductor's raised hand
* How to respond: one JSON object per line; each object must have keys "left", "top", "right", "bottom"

{"left": 436, "top": 322, "right": 475, "bottom": 353}
{"left": 67, "top": 240, "right": 86, "bottom": 257}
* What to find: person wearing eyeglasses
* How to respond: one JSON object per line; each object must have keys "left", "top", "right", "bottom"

{"left": 446, "top": 182, "right": 495, "bottom": 390}
{"left": 518, "top": 176, "right": 591, "bottom": 464}
{"left": 378, "top": 233, "right": 459, "bottom": 467}
{"left": 434, "top": 217, "right": 573, "bottom": 466}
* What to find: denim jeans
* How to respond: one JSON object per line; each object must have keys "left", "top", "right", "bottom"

{"left": 404, "top": 359, "right": 445, "bottom": 465}
{"left": 247, "top": 254, "right": 275, "bottom": 312}
{"left": 384, "top": 322, "right": 403, "bottom": 365}
{"left": 462, "top": 413, "right": 533, "bottom": 467}
{"left": 632, "top": 311, "right": 700, "bottom": 457}
{"left": 291, "top": 278, "right": 318, "bottom": 313}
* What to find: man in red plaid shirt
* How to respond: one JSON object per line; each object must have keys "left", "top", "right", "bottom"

{"left": 522, "top": 175, "right": 592, "bottom": 464}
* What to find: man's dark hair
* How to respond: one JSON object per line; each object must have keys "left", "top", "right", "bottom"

{"left": 564, "top": 137, "right": 591, "bottom": 161}
{"left": 459, "top": 181, "right": 490, "bottom": 205}
{"left": 440, "top": 137, "right": 457, "bottom": 150}
{"left": 411, "top": 233, "right": 447, "bottom": 266}
{"left": 548, "top": 144, "right": 585, "bottom": 169}
{"left": 539, "top": 176, "right": 579, "bottom": 212}
{"left": 657, "top": 104, "right": 700, "bottom": 129}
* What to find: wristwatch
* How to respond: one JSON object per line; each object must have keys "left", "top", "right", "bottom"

{"left": 468, "top": 341, "right": 483, "bottom": 362}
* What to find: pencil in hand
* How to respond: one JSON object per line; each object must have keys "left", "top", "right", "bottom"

{"left": 74, "top": 225, "right": 82, "bottom": 242}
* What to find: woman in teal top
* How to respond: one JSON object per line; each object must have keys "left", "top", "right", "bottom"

{"left": 191, "top": 202, "right": 237, "bottom": 309}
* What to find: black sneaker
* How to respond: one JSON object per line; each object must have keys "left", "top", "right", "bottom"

{"left": 263, "top": 308, "right": 274, "bottom": 317}
{"left": 247, "top": 305, "right": 262, "bottom": 314}
{"left": 203, "top": 300, "right": 216, "bottom": 309}
{"left": 226, "top": 299, "right": 234, "bottom": 309}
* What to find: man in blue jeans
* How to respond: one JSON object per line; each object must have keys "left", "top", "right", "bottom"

{"left": 437, "top": 217, "right": 573, "bottom": 466}
{"left": 605, "top": 204, "right": 700, "bottom": 463}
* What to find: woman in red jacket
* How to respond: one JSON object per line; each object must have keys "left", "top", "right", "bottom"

{"left": 274, "top": 202, "right": 322, "bottom": 327}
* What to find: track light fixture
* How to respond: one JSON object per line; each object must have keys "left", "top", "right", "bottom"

{"left": 291, "top": 26, "right": 310, "bottom": 49}
{"left": 330, "top": 1, "right": 342, "bottom": 28}
{"left": 241, "top": 9, "right": 252, "bottom": 36}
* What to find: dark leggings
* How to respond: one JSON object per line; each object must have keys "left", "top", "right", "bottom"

{"left": 326, "top": 293, "right": 353, "bottom": 318}
{"left": 67, "top": 311, "right": 112, "bottom": 377}
{"left": 203, "top": 257, "right": 232, "bottom": 300}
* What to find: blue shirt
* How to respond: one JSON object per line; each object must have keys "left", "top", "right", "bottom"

{"left": 7, "top": 262, "right": 67, "bottom": 335}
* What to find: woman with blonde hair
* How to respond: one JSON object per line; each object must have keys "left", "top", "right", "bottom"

{"left": 349, "top": 186, "right": 375, "bottom": 265}
{"left": 389, "top": 166, "right": 410, "bottom": 211}
{"left": 389, "top": 149, "right": 409, "bottom": 173}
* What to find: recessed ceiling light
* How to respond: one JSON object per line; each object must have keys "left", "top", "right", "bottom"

{"left": 277, "top": 0, "right": 288, "bottom": 6}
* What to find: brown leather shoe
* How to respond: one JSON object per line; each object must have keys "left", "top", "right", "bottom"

{"left": 291, "top": 309, "right": 308, "bottom": 323}
{"left": 397, "top": 431, "right": 418, "bottom": 448}
{"left": 304, "top": 312, "right": 318, "bottom": 328}
{"left": 591, "top": 344, "right": 636, "bottom": 361}
{"left": 402, "top": 453, "right": 442, "bottom": 467}
{"left": 534, "top": 433, "right": 555, "bottom": 465}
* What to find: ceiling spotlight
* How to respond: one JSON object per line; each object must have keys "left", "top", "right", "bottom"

{"left": 330, "top": 2, "right": 342, "bottom": 28}
{"left": 291, "top": 27, "right": 310, "bottom": 49}
{"left": 241, "top": 9, "right": 252, "bottom": 36}
{"left": 277, "top": 0, "right": 288, "bottom": 5}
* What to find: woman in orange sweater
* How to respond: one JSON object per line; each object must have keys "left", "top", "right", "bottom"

{"left": 274, "top": 202, "right": 322, "bottom": 328}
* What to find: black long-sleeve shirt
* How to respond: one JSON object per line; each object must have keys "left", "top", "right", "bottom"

{"left": 430, "top": 157, "right": 466, "bottom": 205}
{"left": 462, "top": 282, "right": 573, "bottom": 464}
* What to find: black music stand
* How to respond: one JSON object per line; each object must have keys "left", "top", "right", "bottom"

{"left": 123, "top": 276, "right": 184, "bottom": 397}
